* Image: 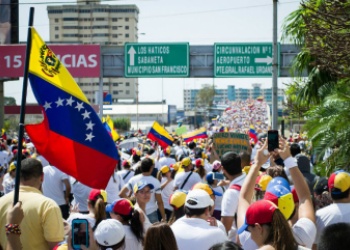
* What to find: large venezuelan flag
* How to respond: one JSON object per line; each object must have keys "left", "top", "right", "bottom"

{"left": 182, "top": 128, "right": 208, "bottom": 142}
{"left": 147, "top": 121, "right": 174, "bottom": 149}
{"left": 25, "top": 28, "right": 119, "bottom": 189}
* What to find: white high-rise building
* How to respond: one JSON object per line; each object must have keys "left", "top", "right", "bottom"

{"left": 47, "top": 0, "right": 139, "bottom": 103}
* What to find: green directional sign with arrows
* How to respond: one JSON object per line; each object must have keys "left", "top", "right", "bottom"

{"left": 214, "top": 43, "right": 279, "bottom": 78}
{"left": 124, "top": 43, "right": 189, "bottom": 77}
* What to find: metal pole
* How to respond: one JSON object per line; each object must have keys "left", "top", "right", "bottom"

{"left": 161, "top": 78, "right": 164, "bottom": 124}
{"left": 14, "top": 7, "right": 34, "bottom": 204}
{"left": 272, "top": 0, "right": 278, "bottom": 130}
{"left": 98, "top": 77, "right": 103, "bottom": 118}
{"left": 0, "top": 81, "right": 4, "bottom": 129}
{"left": 98, "top": 45, "right": 103, "bottom": 118}
{"left": 136, "top": 81, "right": 139, "bottom": 130}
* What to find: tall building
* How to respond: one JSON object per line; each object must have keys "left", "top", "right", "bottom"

{"left": 47, "top": 0, "right": 139, "bottom": 103}
{"left": 184, "top": 83, "right": 285, "bottom": 114}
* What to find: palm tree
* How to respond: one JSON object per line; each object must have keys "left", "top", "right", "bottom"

{"left": 282, "top": 0, "right": 350, "bottom": 175}
{"left": 304, "top": 80, "right": 350, "bottom": 175}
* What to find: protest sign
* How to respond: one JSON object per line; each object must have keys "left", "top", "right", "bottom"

{"left": 175, "top": 126, "right": 188, "bottom": 136}
{"left": 213, "top": 132, "right": 250, "bottom": 157}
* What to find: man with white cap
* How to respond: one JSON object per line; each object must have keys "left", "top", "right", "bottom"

{"left": 171, "top": 189, "right": 227, "bottom": 250}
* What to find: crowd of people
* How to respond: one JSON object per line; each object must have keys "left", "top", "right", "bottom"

{"left": 216, "top": 99, "right": 270, "bottom": 133}
{"left": 0, "top": 129, "right": 349, "bottom": 250}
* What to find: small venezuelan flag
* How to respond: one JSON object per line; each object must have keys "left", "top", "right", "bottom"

{"left": 182, "top": 128, "right": 208, "bottom": 142}
{"left": 249, "top": 125, "right": 258, "bottom": 143}
{"left": 147, "top": 121, "right": 174, "bottom": 149}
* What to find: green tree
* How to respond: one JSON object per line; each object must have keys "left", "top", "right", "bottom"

{"left": 282, "top": 0, "right": 350, "bottom": 174}
{"left": 195, "top": 85, "right": 216, "bottom": 109}
{"left": 4, "top": 97, "right": 16, "bottom": 106}
{"left": 283, "top": 82, "right": 309, "bottom": 132}
{"left": 304, "top": 80, "right": 350, "bottom": 175}
{"left": 113, "top": 118, "right": 131, "bottom": 131}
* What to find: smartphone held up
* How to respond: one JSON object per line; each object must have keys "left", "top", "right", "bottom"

{"left": 72, "top": 219, "right": 89, "bottom": 249}
{"left": 267, "top": 130, "right": 279, "bottom": 152}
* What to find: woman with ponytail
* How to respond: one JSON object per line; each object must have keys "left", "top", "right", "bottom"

{"left": 68, "top": 189, "right": 107, "bottom": 231}
{"left": 194, "top": 158, "right": 206, "bottom": 181}
{"left": 237, "top": 138, "right": 315, "bottom": 250}
{"left": 157, "top": 165, "right": 176, "bottom": 220}
{"left": 107, "top": 198, "right": 144, "bottom": 250}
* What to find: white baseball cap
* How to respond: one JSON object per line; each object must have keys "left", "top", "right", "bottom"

{"left": 94, "top": 219, "right": 125, "bottom": 247}
{"left": 185, "top": 189, "right": 214, "bottom": 209}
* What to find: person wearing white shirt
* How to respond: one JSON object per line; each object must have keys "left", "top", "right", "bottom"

{"left": 157, "top": 165, "right": 175, "bottom": 220}
{"left": 119, "top": 158, "right": 166, "bottom": 223}
{"left": 314, "top": 170, "right": 350, "bottom": 249}
{"left": 0, "top": 141, "right": 12, "bottom": 168}
{"left": 42, "top": 165, "right": 71, "bottom": 219}
{"left": 171, "top": 189, "right": 227, "bottom": 250}
{"left": 219, "top": 151, "right": 246, "bottom": 242}
{"left": 158, "top": 147, "right": 176, "bottom": 168}
{"left": 105, "top": 171, "right": 124, "bottom": 204}
{"left": 107, "top": 198, "right": 144, "bottom": 250}
{"left": 173, "top": 157, "right": 202, "bottom": 191}
{"left": 71, "top": 178, "right": 92, "bottom": 213}
{"left": 2, "top": 161, "right": 16, "bottom": 194}
{"left": 116, "top": 160, "right": 135, "bottom": 185}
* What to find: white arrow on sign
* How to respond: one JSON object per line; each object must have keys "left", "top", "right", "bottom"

{"left": 128, "top": 46, "right": 136, "bottom": 66}
{"left": 254, "top": 56, "right": 272, "bottom": 65}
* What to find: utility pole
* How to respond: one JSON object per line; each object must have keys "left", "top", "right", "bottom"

{"left": 272, "top": 0, "right": 279, "bottom": 130}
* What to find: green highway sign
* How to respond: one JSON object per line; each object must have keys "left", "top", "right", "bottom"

{"left": 124, "top": 43, "right": 189, "bottom": 77}
{"left": 214, "top": 43, "right": 279, "bottom": 77}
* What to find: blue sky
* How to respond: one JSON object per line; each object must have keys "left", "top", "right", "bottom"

{"left": 6, "top": 0, "right": 301, "bottom": 108}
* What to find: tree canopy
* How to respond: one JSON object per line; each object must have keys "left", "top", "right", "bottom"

{"left": 195, "top": 85, "right": 216, "bottom": 109}
{"left": 282, "top": 0, "right": 350, "bottom": 174}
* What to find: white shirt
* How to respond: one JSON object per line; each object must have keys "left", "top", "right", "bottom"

{"left": 161, "top": 177, "right": 174, "bottom": 211}
{"left": 171, "top": 217, "right": 227, "bottom": 250}
{"left": 212, "top": 186, "right": 225, "bottom": 211}
{"left": 221, "top": 174, "right": 246, "bottom": 242}
{"left": 173, "top": 171, "right": 202, "bottom": 191}
{"left": 315, "top": 203, "right": 350, "bottom": 244}
{"left": 175, "top": 147, "right": 189, "bottom": 159}
{"left": 204, "top": 159, "right": 213, "bottom": 173}
{"left": 0, "top": 151, "right": 11, "bottom": 168}
{"left": 42, "top": 165, "right": 69, "bottom": 206}
{"left": 116, "top": 169, "right": 134, "bottom": 184}
{"left": 71, "top": 179, "right": 92, "bottom": 212}
{"left": 158, "top": 156, "right": 176, "bottom": 168}
{"left": 105, "top": 172, "right": 124, "bottom": 204}
{"left": 134, "top": 203, "right": 151, "bottom": 232}
{"left": 36, "top": 155, "right": 49, "bottom": 167}
{"left": 2, "top": 173, "right": 15, "bottom": 194}
{"left": 125, "top": 174, "right": 162, "bottom": 215}
{"left": 123, "top": 225, "right": 143, "bottom": 250}
{"left": 239, "top": 217, "right": 316, "bottom": 249}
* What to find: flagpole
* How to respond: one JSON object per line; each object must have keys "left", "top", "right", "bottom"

{"left": 13, "top": 7, "right": 35, "bottom": 204}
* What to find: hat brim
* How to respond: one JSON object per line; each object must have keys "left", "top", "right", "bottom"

{"left": 138, "top": 183, "right": 154, "bottom": 191}
{"left": 237, "top": 222, "right": 249, "bottom": 234}
{"left": 105, "top": 203, "right": 114, "bottom": 213}
{"left": 213, "top": 190, "right": 223, "bottom": 197}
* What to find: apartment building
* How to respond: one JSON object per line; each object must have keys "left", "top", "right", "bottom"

{"left": 47, "top": 0, "right": 139, "bottom": 103}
